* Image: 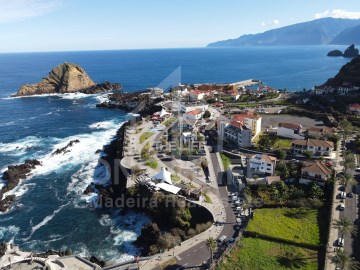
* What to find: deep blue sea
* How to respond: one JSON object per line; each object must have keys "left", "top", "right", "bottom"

{"left": 0, "top": 46, "right": 350, "bottom": 261}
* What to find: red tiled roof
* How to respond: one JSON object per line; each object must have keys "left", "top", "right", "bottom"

{"left": 308, "top": 126, "right": 334, "bottom": 134}
{"left": 186, "top": 109, "right": 202, "bottom": 115}
{"left": 266, "top": 176, "right": 281, "bottom": 184}
{"left": 302, "top": 161, "right": 332, "bottom": 176}
{"left": 349, "top": 104, "right": 360, "bottom": 110}
{"left": 233, "top": 111, "right": 260, "bottom": 120}
{"left": 292, "top": 139, "right": 334, "bottom": 148}
{"left": 229, "top": 120, "right": 244, "bottom": 129}
{"left": 279, "top": 122, "right": 302, "bottom": 130}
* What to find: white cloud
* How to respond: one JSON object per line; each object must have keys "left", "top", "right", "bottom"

{"left": 261, "top": 19, "right": 280, "bottom": 27}
{"left": 315, "top": 9, "right": 360, "bottom": 19}
{"left": 0, "top": 0, "right": 62, "bottom": 24}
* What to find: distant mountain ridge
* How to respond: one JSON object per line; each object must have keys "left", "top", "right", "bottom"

{"left": 208, "top": 18, "right": 360, "bottom": 47}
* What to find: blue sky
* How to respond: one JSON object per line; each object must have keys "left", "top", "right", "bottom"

{"left": 1, "top": 0, "right": 360, "bottom": 52}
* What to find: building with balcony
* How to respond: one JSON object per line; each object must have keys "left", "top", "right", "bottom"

{"left": 247, "top": 154, "right": 277, "bottom": 177}
{"left": 292, "top": 139, "right": 334, "bottom": 157}
{"left": 221, "top": 120, "right": 252, "bottom": 148}
{"left": 299, "top": 161, "right": 332, "bottom": 186}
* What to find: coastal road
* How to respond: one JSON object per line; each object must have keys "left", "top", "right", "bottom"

{"left": 340, "top": 139, "right": 360, "bottom": 261}
{"left": 156, "top": 150, "right": 237, "bottom": 269}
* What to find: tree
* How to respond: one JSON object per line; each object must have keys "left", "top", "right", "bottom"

{"left": 258, "top": 136, "right": 272, "bottom": 150}
{"left": 341, "top": 151, "right": 356, "bottom": 173}
{"left": 277, "top": 251, "right": 307, "bottom": 269}
{"left": 131, "top": 165, "right": 141, "bottom": 176}
{"left": 304, "top": 150, "right": 313, "bottom": 160}
{"left": 309, "top": 183, "right": 324, "bottom": 198}
{"left": 203, "top": 110, "right": 211, "bottom": 119}
{"left": 339, "top": 119, "right": 353, "bottom": 141}
{"left": 333, "top": 217, "right": 358, "bottom": 238}
{"left": 338, "top": 173, "right": 356, "bottom": 189}
{"left": 275, "top": 149, "right": 287, "bottom": 160}
{"left": 331, "top": 249, "right": 360, "bottom": 270}
{"left": 206, "top": 237, "right": 217, "bottom": 263}
{"left": 275, "top": 160, "right": 289, "bottom": 180}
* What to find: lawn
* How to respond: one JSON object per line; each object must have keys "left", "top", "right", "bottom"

{"left": 139, "top": 131, "right": 154, "bottom": 144}
{"left": 220, "top": 153, "right": 231, "bottom": 170}
{"left": 145, "top": 158, "right": 158, "bottom": 169}
{"left": 171, "top": 174, "right": 181, "bottom": 182}
{"left": 218, "top": 237, "right": 318, "bottom": 270}
{"left": 247, "top": 208, "right": 323, "bottom": 246}
{"left": 272, "top": 138, "right": 292, "bottom": 149}
{"left": 164, "top": 117, "right": 176, "bottom": 127}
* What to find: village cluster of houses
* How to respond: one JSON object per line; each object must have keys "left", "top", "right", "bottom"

{"left": 170, "top": 82, "right": 278, "bottom": 102}
{"left": 223, "top": 119, "right": 337, "bottom": 191}
{"left": 314, "top": 83, "right": 360, "bottom": 95}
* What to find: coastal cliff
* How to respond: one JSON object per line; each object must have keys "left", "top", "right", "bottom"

{"left": 325, "top": 55, "right": 360, "bottom": 87}
{"left": 14, "top": 62, "right": 121, "bottom": 97}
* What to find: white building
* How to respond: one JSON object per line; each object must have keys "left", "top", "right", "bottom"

{"left": 292, "top": 139, "right": 334, "bottom": 157}
{"left": 300, "top": 161, "right": 332, "bottom": 186}
{"left": 227, "top": 165, "right": 245, "bottom": 191}
{"left": 221, "top": 120, "right": 252, "bottom": 148}
{"left": 147, "top": 87, "right": 164, "bottom": 98}
{"left": 178, "top": 102, "right": 209, "bottom": 113}
{"left": 189, "top": 90, "right": 205, "bottom": 101}
{"left": 232, "top": 112, "right": 262, "bottom": 138}
{"left": 248, "top": 154, "right": 277, "bottom": 176}
{"left": 348, "top": 104, "right": 360, "bottom": 115}
{"left": 184, "top": 109, "right": 204, "bottom": 120}
{"left": 277, "top": 122, "right": 304, "bottom": 139}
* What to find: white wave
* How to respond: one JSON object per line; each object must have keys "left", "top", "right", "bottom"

{"left": 60, "top": 93, "right": 90, "bottom": 100}
{"left": 5, "top": 183, "right": 36, "bottom": 198}
{"left": 29, "top": 203, "right": 69, "bottom": 237}
{"left": 33, "top": 121, "right": 123, "bottom": 176}
{"left": 0, "top": 136, "right": 45, "bottom": 156}
{"left": 89, "top": 121, "right": 114, "bottom": 130}
{"left": 0, "top": 225, "right": 20, "bottom": 241}
{"left": 127, "top": 113, "right": 140, "bottom": 117}
{"left": 0, "top": 120, "right": 15, "bottom": 127}
{"left": 95, "top": 94, "right": 110, "bottom": 103}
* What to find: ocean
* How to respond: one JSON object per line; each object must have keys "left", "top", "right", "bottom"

{"left": 0, "top": 46, "right": 350, "bottom": 262}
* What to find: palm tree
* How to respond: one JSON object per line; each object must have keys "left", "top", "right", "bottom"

{"left": 277, "top": 251, "right": 307, "bottom": 269}
{"left": 333, "top": 217, "right": 358, "bottom": 238}
{"left": 341, "top": 151, "right": 356, "bottom": 173}
{"left": 331, "top": 249, "right": 360, "bottom": 270}
{"left": 206, "top": 237, "right": 217, "bottom": 263}
{"left": 338, "top": 173, "right": 357, "bottom": 189}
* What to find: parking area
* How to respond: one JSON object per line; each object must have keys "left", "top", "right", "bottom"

{"left": 261, "top": 114, "right": 324, "bottom": 129}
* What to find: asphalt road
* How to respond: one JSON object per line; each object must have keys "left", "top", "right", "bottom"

{"left": 340, "top": 140, "right": 360, "bottom": 260}
{"left": 160, "top": 151, "right": 237, "bottom": 270}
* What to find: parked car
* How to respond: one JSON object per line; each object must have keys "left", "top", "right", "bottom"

{"left": 217, "top": 235, "right": 227, "bottom": 246}
{"left": 339, "top": 204, "right": 345, "bottom": 211}
{"left": 340, "top": 191, "right": 346, "bottom": 199}
{"left": 348, "top": 192, "right": 354, "bottom": 198}
{"left": 337, "top": 238, "right": 344, "bottom": 247}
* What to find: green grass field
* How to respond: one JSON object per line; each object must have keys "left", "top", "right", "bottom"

{"left": 145, "top": 158, "right": 158, "bottom": 169}
{"left": 218, "top": 238, "right": 318, "bottom": 270}
{"left": 139, "top": 131, "right": 154, "bottom": 144}
{"left": 164, "top": 117, "right": 176, "bottom": 127}
{"left": 272, "top": 138, "right": 292, "bottom": 149}
{"left": 247, "top": 208, "right": 322, "bottom": 246}
{"left": 220, "top": 153, "right": 231, "bottom": 170}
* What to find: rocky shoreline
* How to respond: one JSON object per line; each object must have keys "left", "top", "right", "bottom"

{"left": 0, "top": 159, "right": 41, "bottom": 212}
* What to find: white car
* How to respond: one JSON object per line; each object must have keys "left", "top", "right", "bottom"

{"left": 339, "top": 204, "right": 345, "bottom": 211}
{"left": 337, "top": 238, "right": 344, "bottom": 247}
